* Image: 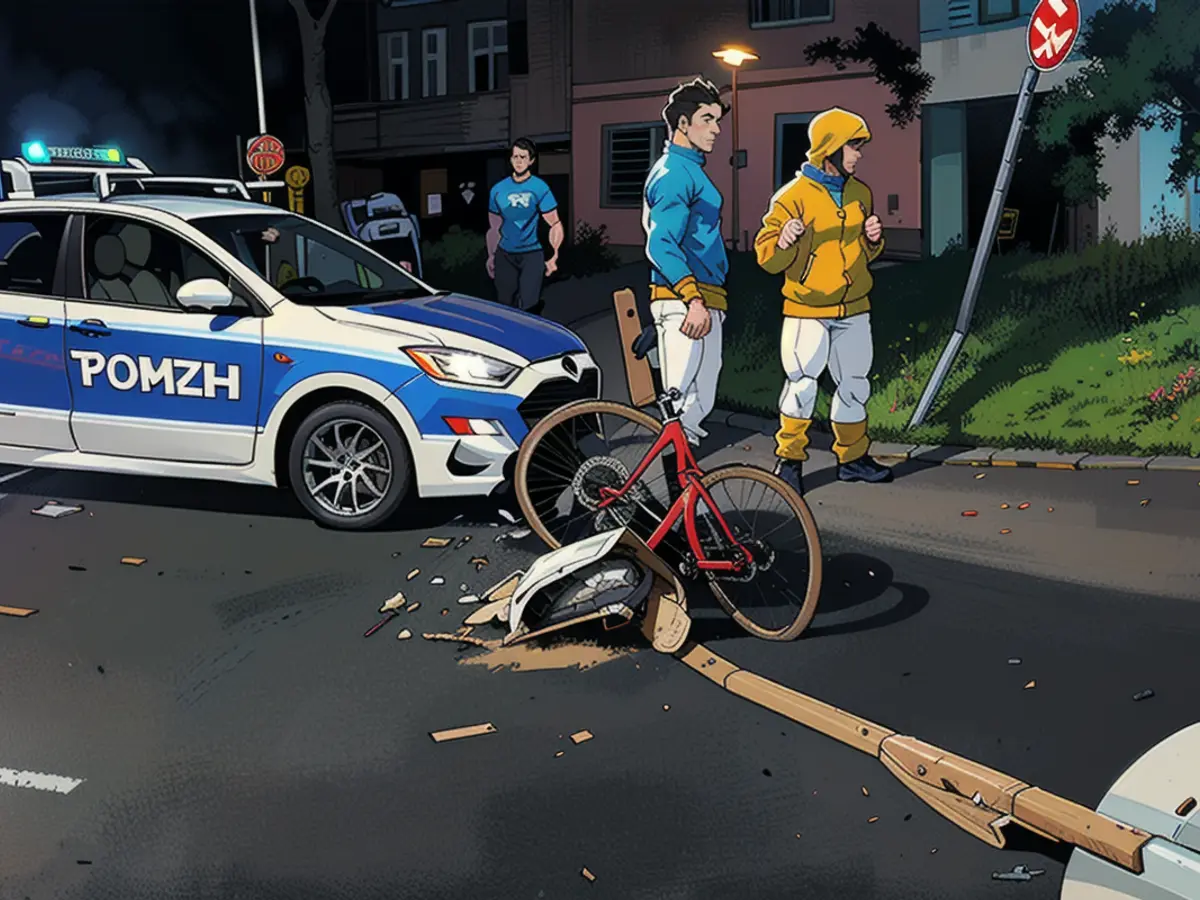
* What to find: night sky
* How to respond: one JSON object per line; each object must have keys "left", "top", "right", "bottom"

{"left": 0, "top": 0, "right": 352, "bottom": 177}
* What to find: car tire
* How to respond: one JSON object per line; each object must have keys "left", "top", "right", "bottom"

{"left": 287, "top": 400, "right": 412, "bottom": 531}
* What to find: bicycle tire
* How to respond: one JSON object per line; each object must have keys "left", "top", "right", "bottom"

{"left": 514, "top": 399, "right": 664, "bottom": 550}
{"left": 700, "top": 465, "right": 823, "bottom": 642}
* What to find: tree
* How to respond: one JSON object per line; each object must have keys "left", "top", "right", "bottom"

{"left": 286, "top": 0, "right": 341, "bottom": 228}
{"left": 803, "top": 23, "right": 934, "bottom": 128}
{"left": 1034, "top": 0, "right": 1200, "bottom": 205}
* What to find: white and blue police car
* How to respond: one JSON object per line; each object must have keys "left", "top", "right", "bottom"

{"left": 0, "top": 144, "right": 600, "bottom": 529}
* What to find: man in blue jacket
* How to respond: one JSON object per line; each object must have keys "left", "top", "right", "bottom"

{"left": 641, "top": 76, "right": 729, "bottom": 448}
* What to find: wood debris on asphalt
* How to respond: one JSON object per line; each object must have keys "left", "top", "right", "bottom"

{"left": 570, "top": 730, "right": 594, "bottom": 745}
{"left": 1127, "top": 479, "right": 1141, "bottom": 486}
{"left": 581, "top": 867, "right": 596, "bottom": 883}
{"left": 867, "top": 816, "right": 880, "bottom": 823}
{"left": 407, "top": 601, "right": 421, "bottom": 613}
{"left": 0, "top": 606, "right": 38, "bottom": 618}
{"left": 422, "top": 631, "right": 496, "bottom": 649}
{"left": 1000, "top": 529, "right": 1012, "bottom": 535}
{"left": 1024, "top": 680, "right": 1037, "bottom": 689}
{"left": 454, "top": 536, "right": 472, "bottom": 549}
{"left": 1000, "top": 503, "right": 1010, "bottom": 509}
{"left": 429, "top": 723, "right": 496, "bottom": 743}
{"left": 1018, "top": 502, "right": 1030, "bottom": 510}
{"left": 974, "top": 472, "right": 986, "bottom": 479}
{"left": 470, "top": 556, "right": 489, "bottom": 571}
{"left": 554, "top": 750, "right": 564, "bottom": 758}
{"left": 120, "top": 557, "right": 146, "bottom": 566}
{"left": 379, "top": 591, "right": 407, "bottom": 614}
{"left": 1140, "top": 498, "right": 1151, "bottom": 507}
{"left": 422, "top": 537, "right": 452, "bottom": 548}
{"left": 961, "top": 510, "right": 978, "bottom": 517}
{"left": 364, "top": 612, "right": 399, "bottom": 638}
{"left": 407, "top": 568, "right": 420, "bottom": 580}
{"left": 396, "top": 628, "right": 413, "bottom": 640}
{"left": 861, "top": 786, "right": 869, "bottom": 796}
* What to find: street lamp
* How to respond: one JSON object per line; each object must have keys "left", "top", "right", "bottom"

{"left": 248, "top": 0, "right": 268, "bottom": 135}
{"left": 712, "top": 46, "right": 758, "bottom": 252}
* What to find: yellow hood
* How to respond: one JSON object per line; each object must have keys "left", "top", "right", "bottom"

{"left": 806, "top": 107, "right": 871, "bottom": 168}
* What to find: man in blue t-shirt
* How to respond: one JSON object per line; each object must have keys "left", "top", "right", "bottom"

{"left": 486, "top": 137, "right": 563, "bottom": 313}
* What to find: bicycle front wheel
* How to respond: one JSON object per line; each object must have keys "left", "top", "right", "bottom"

{"left": 698, "top": 465, "right": 822, "bottom": 641}
{"left": 514, "top": 399, "right": 681, "bottom": 550}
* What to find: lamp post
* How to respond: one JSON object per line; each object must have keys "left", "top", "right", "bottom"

{"left": 248, "top": 0, "right": 268, "bottom": 135}
{"left": 712, "top": 46, "right": 758, "bottom": 252}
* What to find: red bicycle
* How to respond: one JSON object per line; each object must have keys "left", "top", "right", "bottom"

{"left": 513, "top": 388, "right": 822, "bottom": 640}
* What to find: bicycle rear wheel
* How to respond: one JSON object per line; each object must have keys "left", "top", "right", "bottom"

{"left": 697, "top": 465, "right": 822, "bottom": 641}
{"left": 513, "top": 399, "right": 692, "bottom": 565}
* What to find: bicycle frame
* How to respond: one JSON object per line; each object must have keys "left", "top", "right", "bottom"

{"left": 595, "top": 417, "right": 750, "bottom": 574}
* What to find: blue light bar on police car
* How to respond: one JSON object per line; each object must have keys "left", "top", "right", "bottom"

{"left": 20, "top": 142, "right": 127, "bottom": 166}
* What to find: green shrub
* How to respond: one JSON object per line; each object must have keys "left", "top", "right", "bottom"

{"left": 558, "top": 221, "right": 621, "bottom": 279}
{"left": 422, "top": 224, "right": 486, "bottom": 273}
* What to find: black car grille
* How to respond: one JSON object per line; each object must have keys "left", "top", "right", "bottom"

{"left": 518, "top": 370, "right": 599, "bottom": 429}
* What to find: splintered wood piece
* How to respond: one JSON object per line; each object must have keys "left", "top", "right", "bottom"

{"left": 570, "top": 730, "right": 594, "bottom": 745}
{"left": 422, "top": 537, "right": 452, "bottom": 548}
{"left": 429, "top": 723, "right": 496, "bottom": 743}
{"left": 120, "top": 557, "right": 147, "bottom": 566}
{"left": 0, "top": 606, "right": 38, "bottom": 617}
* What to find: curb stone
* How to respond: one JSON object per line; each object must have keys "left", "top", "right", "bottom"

{"left": 709, "top": 408, "right": 1200, "bottom": 473}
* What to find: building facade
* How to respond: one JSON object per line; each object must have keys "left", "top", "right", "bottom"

{"left": 570, "top": 0, "right": 924, "bottom": 260}
{"left": 919, "top": 0, "right": 1196, "bottom": 256}
{"left": 332, "top": 0, "right": 571, "bottom": 241}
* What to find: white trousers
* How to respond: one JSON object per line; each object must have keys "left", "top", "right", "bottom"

{"left": 779, "top": 313, "right": 873, "bottom": 422}
{"left": 651, "top": 299, "right": 724, "bottom": 444}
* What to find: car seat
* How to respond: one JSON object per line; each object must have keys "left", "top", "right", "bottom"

{"left": 120, "top": 224, "right": 173, "bottom": 308}
{"left": 89, "top": 234, "right": 136, "bottom": 303}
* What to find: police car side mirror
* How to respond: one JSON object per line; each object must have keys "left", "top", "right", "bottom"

{"left": 177, "top": 277, "right": 234, "bottom": 311}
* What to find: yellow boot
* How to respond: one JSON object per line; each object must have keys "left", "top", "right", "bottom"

{"left": 775, "top": 415, "right": 812, "bottom": 461}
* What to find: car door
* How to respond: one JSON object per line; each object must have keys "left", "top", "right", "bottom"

{"left": 0, "top": 211, "right": 75, "bottom": 450}
{"left": 62, "top": 212, "right": 265, "bottom": 465}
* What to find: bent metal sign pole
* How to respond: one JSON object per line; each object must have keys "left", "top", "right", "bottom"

{"left": 909, "top": 0, "right": 1081, "bottom": 429}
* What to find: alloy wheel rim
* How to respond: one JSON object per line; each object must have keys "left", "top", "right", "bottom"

{"left": 302, "top": 419, "right": 393, "bottom": 517}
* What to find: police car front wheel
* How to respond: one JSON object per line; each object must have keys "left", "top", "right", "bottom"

{"left": 288, "top": 401, "right": 412, "bottom": 530}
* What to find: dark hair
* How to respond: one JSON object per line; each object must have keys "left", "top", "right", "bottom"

{"left": 511, "top": 137, "right": 538, "bottom": 163}
{"left": 661, "top": 77, "right": 728, "bottom": 133}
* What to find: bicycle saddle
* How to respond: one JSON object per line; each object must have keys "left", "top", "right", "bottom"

{"left": 631, "top": 323, "right": 658, "bottom": 359}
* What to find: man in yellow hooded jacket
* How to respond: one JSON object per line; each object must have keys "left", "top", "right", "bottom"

{"left": 753, "top": 106, "right": 894, "bottom": 495}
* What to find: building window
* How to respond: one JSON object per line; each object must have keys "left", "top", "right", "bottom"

{"left": 469, "top": 20, "right": 508, "bottom": 93}
{"left": 601, "top": 123, "right": 667, "bottom": 208}
{"left": 382, "top": 31, "right": 409, "bottom": 101}
{"left": 422, "top": 27, "right": 447, "bottom": 97}
{"left": 979, "top": 0, "right": 1019, "bottom": 24}
{"left": 749, "top": 0, "right": 834, "bottom": 28}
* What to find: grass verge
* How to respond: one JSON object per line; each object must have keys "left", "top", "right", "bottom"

{"left": 717, "top": 223, "right": 1200, "bottom": 457}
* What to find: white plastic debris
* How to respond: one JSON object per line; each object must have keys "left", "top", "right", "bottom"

{"left": 458, "top": 594, "right": 482, "bottom": 605}
{"left": 430, "top": 576, "right": 446, "bottom": 586}
{"left": 31, "top": 501, "right": 84, "bottom": 519}
{"left": 498, "top": 509, "right": 517, "bottom": 524}
{"left": 397, "top": 629, "right": 413, "bottom": 640}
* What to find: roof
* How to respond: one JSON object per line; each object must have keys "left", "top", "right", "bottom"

{"left": 45, "top": 193, "right": 280, "bottom": 220}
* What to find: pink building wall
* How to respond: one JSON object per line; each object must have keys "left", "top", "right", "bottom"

{"left": 571, "top": 68, "right": 922, "bottom": 256}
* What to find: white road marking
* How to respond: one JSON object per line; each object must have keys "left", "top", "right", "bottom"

{"left": 0, "top": 767, "right": 86, "bottom": 795}
{"left": 0, "top": 467, "right": 33, "bottom": 486}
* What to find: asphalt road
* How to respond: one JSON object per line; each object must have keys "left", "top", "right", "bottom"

{"left": 1, "top": 267, "right": 1197, "bottom": 900}
{"left": 2, "top": 421, "right": 1199, "bottom": 900}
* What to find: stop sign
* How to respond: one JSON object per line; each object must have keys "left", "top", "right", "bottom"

{"left": 1027, "top": 0, "right": 1080, "bottom": 72}
{"left": 246, "top": 134, "right": 285, "bottom": 177}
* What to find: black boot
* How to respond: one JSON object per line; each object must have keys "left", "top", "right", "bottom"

{"left": 837, "top": 456, "right": 894, "bottom": 484}
{"left": 774, "top": 458, "right": 804, "bottom": 495}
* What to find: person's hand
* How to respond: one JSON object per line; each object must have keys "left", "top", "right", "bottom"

{"left": 680, "top": 299, "right": 711, "bottom": 340}
{"left": 544, "top": 256, "right": 558, "bottom": 276}
{"left": 261, "top": 226, "right": 280, "bottom": 244}
{"left": 777, "top": 218, "right": 805, "bottom": 250}
{"left": 486, "top": 255, "right": 495, "bottom": 279}
{"left": 864, "top": 215, "right": 883, "bottom": 244}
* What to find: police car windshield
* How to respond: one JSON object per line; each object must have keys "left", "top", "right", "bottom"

{"left": 191, "top": 213, "right": 428, "bottom": 305}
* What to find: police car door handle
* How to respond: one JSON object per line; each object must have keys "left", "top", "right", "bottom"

{"left": 17, "top": 316, "right": 52, "bottom": 329}
{"left": 69, "top": 319, "right": 111, "bottom": 338}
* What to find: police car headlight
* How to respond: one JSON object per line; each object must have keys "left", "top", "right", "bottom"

{"left": 404, "top": 347, "right": 519, "bottom": 388}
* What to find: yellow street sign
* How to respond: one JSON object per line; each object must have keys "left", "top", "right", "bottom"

{"left": 997, "top": 208, "right": 1020, "bottom": 241}
{"left": 285, "top": 166, "right": 311, "bottom": 189}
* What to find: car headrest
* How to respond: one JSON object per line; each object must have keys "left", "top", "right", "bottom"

{"left": 92, "top": 234, "right": 126, "bottom": 278}
{"left": 117, "top": 223, "right": 152, "bottom": 267}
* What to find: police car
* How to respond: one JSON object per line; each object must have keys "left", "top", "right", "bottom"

{"left": 0, "top": 144, "right": 599, "bottom": 529}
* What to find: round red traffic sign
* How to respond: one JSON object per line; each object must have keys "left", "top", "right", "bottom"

{"left": 1027, "top": 0, "right": 1080, "bottom": 73}
{"left": 246, "top": 134, "right": 285, "bottom": 177}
